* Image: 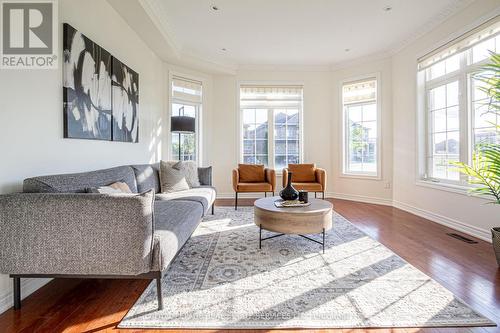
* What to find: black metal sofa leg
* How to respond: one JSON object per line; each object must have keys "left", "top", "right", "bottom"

{"left": 235, "top": 192, "right": 238, "bottom": 210}
{"left": 156, "top": 273, "right": 163, "bottom": 311}
{"left": 211, "top": 203, "right": 215, "bottom": 215}
{"left": 13, "top": 277, "right": 21, "bottom": 310}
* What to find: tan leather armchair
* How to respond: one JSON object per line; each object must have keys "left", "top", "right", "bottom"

{"left": 232, "top": 164, "right": 276, "bottom": 210}
{"left": 282, "top": 163, "right": 326, "bottom": 199}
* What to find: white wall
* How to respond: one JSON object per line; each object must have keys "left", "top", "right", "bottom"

{"left": 0, "top": 0, "right": 166, "bottom": 313}
{"left": 392, "top": 0, "right": 500, "bottom": 241}
{"left": 331, "top": 59, "right": 393, "bottom": 204}
{"left": 210, "top": 62, "right": 393, "bottom": 203}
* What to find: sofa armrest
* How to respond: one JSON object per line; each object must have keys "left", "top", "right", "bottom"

{"left": 0, "top": 191, "right": 155, "bottom": 276}
{"left": 282, "top": 168, "right": 289, "bottom": 188}
{"left": 232, "top": 169, "right": 239, "bottom": 192}
{"left": 198, "top": 166, "right": 212, "bottom": 186}
{"left": 265, "top": 168, "right": 276, "bottom": 191}
{"left": 315, "top": 168, "right": 327, "bottom": 191}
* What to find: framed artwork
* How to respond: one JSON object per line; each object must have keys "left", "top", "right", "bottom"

{"left": 63, "top": 23, "right": 112, "bottom": 140}
{"left": 112, "top": 57, "right": 139, "bottom": 143}
{"left": 63, "top": 23, "right": 139, "bottom": 143}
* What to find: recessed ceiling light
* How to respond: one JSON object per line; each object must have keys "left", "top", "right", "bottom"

{"left": 345, "top": 48, "right": 350, "bottom": 52}
{"left": 211, "top": 5, "right": 219, "bottom": 11}
{"left": 383, "top": 6, "right": 392, "bottom": 12}
{"left": 221, "top": 48, "right": 227, "bottom": 51}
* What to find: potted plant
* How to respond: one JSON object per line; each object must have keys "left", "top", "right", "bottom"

{"left": 454, "top": 52, "right": 500, "bottom": 266}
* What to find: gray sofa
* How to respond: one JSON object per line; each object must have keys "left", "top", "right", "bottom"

{"left": 0, "top": 163, "right": 215, "bottom": 311}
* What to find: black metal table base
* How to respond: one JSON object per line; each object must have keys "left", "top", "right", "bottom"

{"left": 259, "top": 225, "right": 326, "bottom": 254}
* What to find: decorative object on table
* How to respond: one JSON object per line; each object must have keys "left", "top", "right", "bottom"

{"left": 63, "top": 23, "right": 112, "bottom": 140}
{"left": 232, "top": 164, "right": 276, "bottom": 210}
{"left": 279, "top": 171, "right": 299, "bottom": 200}
{"left": 118, "top": 207, "right": 494, "bottom": 329}
{"left": 274, "top": 199, "right": 311, "bottom": 208}
{"left": 298, "top": 190, "right": 308, "bottom": 203}
{"left": 283, "top": 163, "right": 327, "bottom": 199}
{"left": 452, "top": 52, "right": 500, "bottom": 266}
{"left": 112, "top": 57, "right": 139, "bottom": 143}
{"left": 171, "top": 106, "right": 196, "bottom": 160}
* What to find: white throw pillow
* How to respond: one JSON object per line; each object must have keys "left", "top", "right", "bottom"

{"left": 160, "top": 161, "right": 190, "bottom": 193}
{"left": 173, "top": 161, "right": 200, "bottom": 188}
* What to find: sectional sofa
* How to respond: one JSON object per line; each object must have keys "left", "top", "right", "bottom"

{"left": 0, "top": 163, "right": 215, "bottom": 311}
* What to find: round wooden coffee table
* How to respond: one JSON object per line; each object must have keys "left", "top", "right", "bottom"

{"left": 254, "top": 196, "right": 333, "bottom": 253}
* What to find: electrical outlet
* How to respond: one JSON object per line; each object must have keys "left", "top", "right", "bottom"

{"left": 384, "top": 182, "right": 391, "bottom": 189}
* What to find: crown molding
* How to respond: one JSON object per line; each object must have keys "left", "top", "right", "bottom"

{"left": 138, "top": 0, "right": 182, "bottom": 57}
{"left": 137, "top": 0, "right": 480, "bottom": 74}
{"left": 386, "top": 0, "right": 476, "bottom": 56}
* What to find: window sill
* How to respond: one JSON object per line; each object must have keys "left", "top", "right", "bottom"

{"left": 340, "top": 173, "right": 381, "bottom": 180}
{"left": 415, "top": 179, "right": 470, "bottom": 195}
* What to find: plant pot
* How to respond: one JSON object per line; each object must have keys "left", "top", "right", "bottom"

{"left": 280, "top": 172, "right": 299, "bottom": 201}
{"left": 492, "top": 227, "right": 500, "bottom": 266}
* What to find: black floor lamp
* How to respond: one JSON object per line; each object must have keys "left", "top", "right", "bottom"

{"left": 171, "top": 112, "right": 196, "bottom": 160}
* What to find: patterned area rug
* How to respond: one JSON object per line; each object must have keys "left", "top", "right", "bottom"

{"left": 119, "top": 207, "right": 494, "bottom": 329}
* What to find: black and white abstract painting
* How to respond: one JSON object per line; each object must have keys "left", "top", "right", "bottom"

{"left": 112, "top": 57, "right": 139, "bottom": 143}
{"left": 63, "top": 23, "right": 112, "bottom": 140}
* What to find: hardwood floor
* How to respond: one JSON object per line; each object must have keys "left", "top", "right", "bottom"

{"left": 0, "top": 199, "right": 498, "bottom": 333}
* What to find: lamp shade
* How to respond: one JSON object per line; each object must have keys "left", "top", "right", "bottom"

{"left": 171, "top": 116, "right": 195, "bottom": 133}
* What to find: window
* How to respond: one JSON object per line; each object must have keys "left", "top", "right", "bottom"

{"left": 418, "top": 18, "right": 500, "bottom": 185}
{"left": 170, "top": 76, "right": 202, "bottom": 162}
{"left": 342, "top": 78, "right": 379, "bottom": 176}
{"left": 240, "top": 85, "right": 302, "bottom": 169}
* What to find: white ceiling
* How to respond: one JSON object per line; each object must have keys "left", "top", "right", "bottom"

{"left": 143, "top": 0, "right": 473, "bottom": 68}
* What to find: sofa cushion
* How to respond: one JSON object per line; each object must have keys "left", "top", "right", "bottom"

{"left": 151, "top": 200, "right": 203, "bottom": 271}
{"left": 160, "top": 161, "right": 190, "bottom": 193}
{"left": 238, "top": 164, "right": 265, "bottom": 182}
{"left": 155, "top": 186, "right": 216, "bottom": 215}
{"left": 237, "top": 182, "right": 273, "bottom": 192}
{"left": 23, "top": 166, "right": 138, "bottom": 193}
{"left": 131, "top": 163, "right": 160, "bottom": 193}
{"left": 288, "top": 164, "right": 316, "bottom": 182}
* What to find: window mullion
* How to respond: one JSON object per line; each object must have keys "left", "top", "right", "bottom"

{"left": 458, "top": 52, "right": 469, "bottom": 184}
{"left": 268, "top": 108, "right": 274, "bottom": 169}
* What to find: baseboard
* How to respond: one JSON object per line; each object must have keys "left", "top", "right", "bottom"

{"left": 393, "top": 200, "right": 492, "bottom": 243}
{"left": 327, "top": 192, "right": 393, "bottom": 206}
{"left": 0, "top": 278, "right": 52, "bottom": 314}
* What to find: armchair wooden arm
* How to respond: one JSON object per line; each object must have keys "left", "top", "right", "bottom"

{"left": 265, "top": 168, "right": 276, "bottom": 192}
{"left": 232, "top": 168, "right": 239, "bottom": 192}
{"left": 315, "top": 168, "right": 326, "bottom": 191}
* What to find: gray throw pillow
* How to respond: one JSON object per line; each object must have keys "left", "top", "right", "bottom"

{"left": 160, "top": 161, "right": 190, "bottom": 193}
{"left": 173, "top": 161, "right": 200, "bottom": 188}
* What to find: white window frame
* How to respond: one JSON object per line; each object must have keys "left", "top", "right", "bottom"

{"left": 237, "top": 82, "right": 304, "bottom": 172}
{"left": 417, "top": 32, "right": 499, "bottom": 189}
{"left": 340, "top": 73, "right": 382, "bottom": 179}
{"left": 168, "top": 71, "right": 204, "bottom": 165}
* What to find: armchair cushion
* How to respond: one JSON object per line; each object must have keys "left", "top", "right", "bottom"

{"left": 288, "top": 163, "right": 316, "bottom": 182}
{"left": 237, "top": 182, "right": 273, "bottom": 192}
{"left": 291, "top": 182, "right": 323, "bottom": 192}
{"left": 238, "top": 164, "right": 265, "bottom": 182}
